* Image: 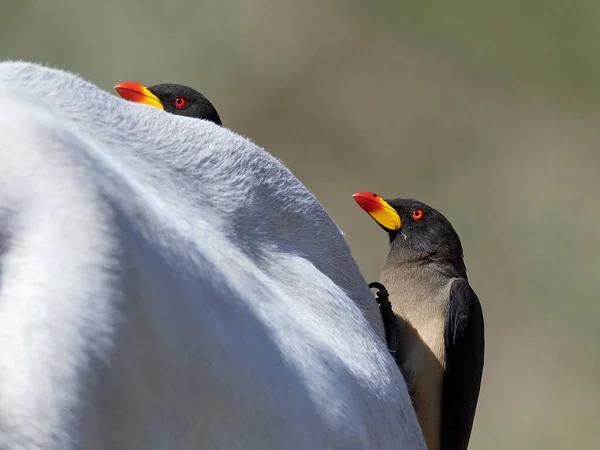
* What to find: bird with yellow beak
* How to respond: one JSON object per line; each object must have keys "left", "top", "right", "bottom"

{"left": 114, "top": 81, "right": 222, "bottom": 125}
{"left": 353, "top": 191, "right": 484, "bottom": 450}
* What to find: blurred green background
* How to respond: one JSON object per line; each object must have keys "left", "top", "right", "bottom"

{"left": 1, "top": 0, "right": 598, "bottom": 448}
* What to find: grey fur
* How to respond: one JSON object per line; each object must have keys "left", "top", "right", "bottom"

{"left": 0, "top": 62, "right": 426, "bottom": 450}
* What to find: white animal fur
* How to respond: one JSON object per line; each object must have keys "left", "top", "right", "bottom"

{"left": 0, "top": 61, "right": 426, "bottom": 450}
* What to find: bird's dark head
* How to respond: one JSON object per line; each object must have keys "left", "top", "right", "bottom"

{"left": 353, "top": 191, "right": 465, "bottom": 271}
{"left": 114, "top": 81, "right": 222, "bottom": 125}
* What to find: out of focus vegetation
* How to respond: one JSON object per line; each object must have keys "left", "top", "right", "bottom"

{"left": 368, "top": 0, "right": 600, "bottom": 106}
{"left": 1, "top": 1, "right": 598, "bottom": 448}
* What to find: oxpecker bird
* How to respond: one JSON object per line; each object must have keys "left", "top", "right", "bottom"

{"left": 114, "top": 81, "right": 222, "bottom": 125}
{"left": 353, "top": 191, "right": 484, "bottom": 450}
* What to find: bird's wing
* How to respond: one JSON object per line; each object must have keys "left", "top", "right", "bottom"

{"left": 441, "top": 278, "right": 485, "bottom": 450}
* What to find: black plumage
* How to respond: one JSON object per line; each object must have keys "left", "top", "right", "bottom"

{"left": 442, "top": 279, "right": 485, "bottom": 450}
{"left": 114, "top": 81, "right": 222, "bottom": 125}
{"left": 146, "top": 83, "right": 222, "bottom": 125}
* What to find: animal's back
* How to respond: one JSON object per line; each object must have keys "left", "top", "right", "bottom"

{"left": 0, "top": 61, "right": 426, "bottom": 450}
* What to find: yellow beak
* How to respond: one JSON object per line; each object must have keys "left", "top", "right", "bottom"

{"left": 352, "top": 191, "right": 401, "bottom": 231}
{"left": 114, "top": 81, "right": 164, "bottom": 110}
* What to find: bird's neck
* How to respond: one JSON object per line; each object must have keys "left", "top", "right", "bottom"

{"left": 384, "top": 248, "right": 466, "bottom": 280}
{"left": 380, "top": 257, "right": 452, "bottom": 330}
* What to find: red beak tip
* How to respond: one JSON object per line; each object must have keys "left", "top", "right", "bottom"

{"left": 114, "top": 81, "right": 144, "bottom": 92}
{"left": 352, "top": 191, "right": 383, "bottom": 213}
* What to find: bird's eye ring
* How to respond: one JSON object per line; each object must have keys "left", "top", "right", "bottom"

{"left": 173, "top": 97, "right": 187, "bottom": 108}
{"left": 411, "top": 208, "right": 424, "bottom": 221}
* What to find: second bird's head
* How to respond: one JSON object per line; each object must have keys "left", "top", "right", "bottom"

{"left": 353, "top": 191, "right": 464, "bottom": 264}
{"left": 114, "top": 81, "right": 222, "bottom": 125}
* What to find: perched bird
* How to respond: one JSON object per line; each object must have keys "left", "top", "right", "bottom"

{"left": 353, "top": 191, "right": 484, "bottom": 450}
{"left": 114, "top": 81, "right": 222, "bottom": 125}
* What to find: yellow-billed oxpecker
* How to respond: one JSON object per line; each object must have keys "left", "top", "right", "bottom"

{"left": 114, "top": 81, "right": 222, "bottom": 125}
{"left": 353, "top": 191, "right": 484, "bottom": 450}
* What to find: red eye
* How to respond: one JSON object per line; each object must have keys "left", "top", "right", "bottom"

{"left": 411, "top": 208, "right": 424, "bottom": 221}
{"left": 173, "top": 97, "right": 187, "bottom": 108}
